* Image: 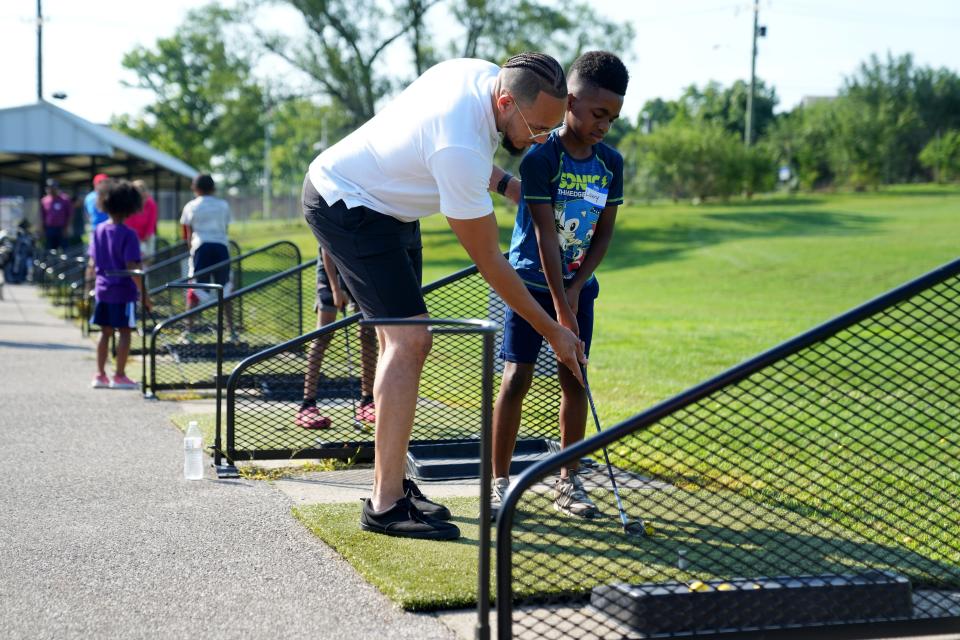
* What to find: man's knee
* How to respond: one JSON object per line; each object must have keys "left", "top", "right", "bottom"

{"left": 384, "top": 325, "right": 432, "bottom": 363}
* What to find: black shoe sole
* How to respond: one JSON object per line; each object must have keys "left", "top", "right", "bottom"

{"left": 359, "top": 521, "right": 461, "bottom": 540}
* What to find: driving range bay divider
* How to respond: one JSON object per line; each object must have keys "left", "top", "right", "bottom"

{"left": 105, "top": 240, "right": 297, "bottom": 397}
{"left": 493, "top": 257, "right": 960, "bottom": 639}
{"left": 148, "top": 258, "right": 316, "bottom": 394}
{"left": 144, "top": 239, "right": 301, "bottom": 333}
{"left": 34, "top": 243, "right": 87, "bottom": 291}
{"left": 222, "top": 263, "right": 562, "bottom": 465}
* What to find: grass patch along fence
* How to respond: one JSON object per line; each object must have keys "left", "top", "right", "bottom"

{"left": 496, "top": 256, "right": 960, "bottom": 639}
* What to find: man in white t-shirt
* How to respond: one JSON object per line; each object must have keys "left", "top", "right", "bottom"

{"left": 303, "top": 52, "right": 585, "bottom": 540}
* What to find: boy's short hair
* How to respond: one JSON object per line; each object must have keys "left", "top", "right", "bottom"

{"left": 569, "top": 51, "right": 629, "bottom": 97}
{"left": 501, "top": 52, "right": 567, "bottom": 106}
{"left": 100, "top": 179, "right": 143, "bottom": 220}
{"left": 192, "top": 173, "right": 216, "bottom": 194}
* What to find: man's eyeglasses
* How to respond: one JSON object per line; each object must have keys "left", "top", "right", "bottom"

{"left": 510, "top": 94, "right": 561, "bottom": 142}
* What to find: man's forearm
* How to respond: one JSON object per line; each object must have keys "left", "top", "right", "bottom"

{"left": 478, "top": 252, "right": 558, "bottom": 337}
{"left": 447, "top": 213, "right": 556, "bottom": 337}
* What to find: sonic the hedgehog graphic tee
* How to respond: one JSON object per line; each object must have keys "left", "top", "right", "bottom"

{"left": 508, "top": 131, "right": 624, "bottom": 290}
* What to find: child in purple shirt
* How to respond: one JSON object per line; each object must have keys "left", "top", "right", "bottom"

{"left": 85, "top": 180, "right": 153, "bottom": 389}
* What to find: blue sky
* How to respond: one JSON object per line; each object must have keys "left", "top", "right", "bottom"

{"left": 1, "top": 0, "right": 958, "bottom": 125}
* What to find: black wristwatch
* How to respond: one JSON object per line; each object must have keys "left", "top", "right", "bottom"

{"left": 496, "top": 172, "right": 513, "bottom": 196}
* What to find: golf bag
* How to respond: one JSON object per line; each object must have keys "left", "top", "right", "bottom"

{"left": 2, "top": 222, "right": 35, "bottom": 284}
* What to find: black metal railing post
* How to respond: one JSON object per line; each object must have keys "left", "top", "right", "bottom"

{"left": 359, "top": 317, "right": 498, "bottom": 640}
{"left": 478, "top": 329, "right": 495, "bottom": 640}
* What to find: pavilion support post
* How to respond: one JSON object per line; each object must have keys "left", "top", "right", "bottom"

{"left": 173, "top": 176, "right": 182, "bottom": 243}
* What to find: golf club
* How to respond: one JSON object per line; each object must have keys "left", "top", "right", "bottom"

{"left": 581, "top": 364, "right": 648, "bottom": 538}
{"left": 341, "top": 305, "right": 366, "bottom": 432}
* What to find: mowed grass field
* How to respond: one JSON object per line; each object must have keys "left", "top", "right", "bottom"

{"left": 163, "top": 185, "right": 960, "bottom": 423}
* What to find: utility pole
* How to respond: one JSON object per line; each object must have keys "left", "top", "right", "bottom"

{"left": 36, "top": 0, "right": 43, "bottom": 100}
{"left": 745, "top": 0, "right": 759, "bottom": 146}
{"left": 263, "top": 115, "right": 272, "bottom": 220}
{"left": 262, "top": 87, "right": 273, "bottom": 220}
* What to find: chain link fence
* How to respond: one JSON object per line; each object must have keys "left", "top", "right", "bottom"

{"left": 495, "top": 258, "right": 960, "bottom": 639}
{"left": 223, "top": 265, "right": 562, "bottom": 464}
{"left": 149, "top": 259, "right": 315, "bottom": 393}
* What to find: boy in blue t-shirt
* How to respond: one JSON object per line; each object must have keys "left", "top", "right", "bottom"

{"left": 492, "top": 51, "right": 629, "bottom": 519}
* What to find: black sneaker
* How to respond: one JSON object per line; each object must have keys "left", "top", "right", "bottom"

{"left": 360, "top": 497, "right": 460, "bottom": 540}
{"left": 402, "top": 478, "right": 451, "bottom": 520}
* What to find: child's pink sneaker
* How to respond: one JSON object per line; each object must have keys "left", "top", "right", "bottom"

{"left": 356, "top": 402, "right": 376, "bottom": 424}
{"left": 91, "top": 373, "right": 110, "bottom": 389}
{"left": 110, "top": 374, "right": 138, "bottom": 390}
{"left": 295, "top": 405, "right": 332, "bottom": 429}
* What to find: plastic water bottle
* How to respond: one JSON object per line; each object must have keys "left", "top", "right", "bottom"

{"left": 183, "top": 421, "right": 204, "bottom": 480}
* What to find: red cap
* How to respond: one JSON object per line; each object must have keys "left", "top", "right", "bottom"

{"left": 93, "top": 173, "right": 109, "bottom": 185}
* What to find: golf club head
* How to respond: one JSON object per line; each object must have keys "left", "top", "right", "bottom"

{"left": 623, "top": 520, "right": 650, "bottom": 538}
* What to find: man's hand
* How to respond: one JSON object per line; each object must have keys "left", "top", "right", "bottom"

{"left": 545, "top": 323, "right": 587, "bottom": 384}
{"left": 143, "top": 295, "right": 153, "bottom": 313}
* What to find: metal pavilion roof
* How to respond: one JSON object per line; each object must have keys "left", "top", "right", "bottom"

{"left": 0, "top": 101, "right": 197, "bottom": 189}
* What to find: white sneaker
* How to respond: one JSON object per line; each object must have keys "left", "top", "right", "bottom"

{"left": 489, "top": 477, "right": 510, "bottom": 522}
{"left": 554, "top": 472, "right": 599, "bottom": 518}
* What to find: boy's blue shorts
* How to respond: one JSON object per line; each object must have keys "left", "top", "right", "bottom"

{"left": 192, "top": 242, "right": 231, "bottom": 286}
{"left": 92, "top": 300, "right": 137, "bottom": 329}
{"left": 500, "top": 278, "right": 599, "bottom": 364}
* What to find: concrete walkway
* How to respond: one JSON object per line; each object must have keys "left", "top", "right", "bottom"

{"left": 0, "top": 284, "right": 455, "bottom": 640}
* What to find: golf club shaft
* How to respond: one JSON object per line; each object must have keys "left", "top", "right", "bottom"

{"left": 582, "top": 366, "right": 630, "bottom": 527}
{"left": 342, "top": 305, "right": 361, "bottom": 426}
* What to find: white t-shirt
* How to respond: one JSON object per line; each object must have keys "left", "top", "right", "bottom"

{"left": 180, "top": 195, "right": 231, "bottom": 251}
{"left": 308, "top": 58, "right": 500, "bottom": 222}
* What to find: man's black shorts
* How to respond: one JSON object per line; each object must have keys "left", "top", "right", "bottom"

{"left": 302, "top": 174, "right": 425, "bottom": 319}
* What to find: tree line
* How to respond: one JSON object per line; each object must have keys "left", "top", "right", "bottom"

{"left": 113, "top": 2, "right": 960, "bottom": 202}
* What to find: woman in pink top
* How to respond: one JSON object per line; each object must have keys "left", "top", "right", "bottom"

{"left": 126, "top": 180, "right": 158, "bottom": 260}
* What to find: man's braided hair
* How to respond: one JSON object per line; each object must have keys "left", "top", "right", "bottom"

{"left": 501, "top": 52, "right": 567, "bottom": 105}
